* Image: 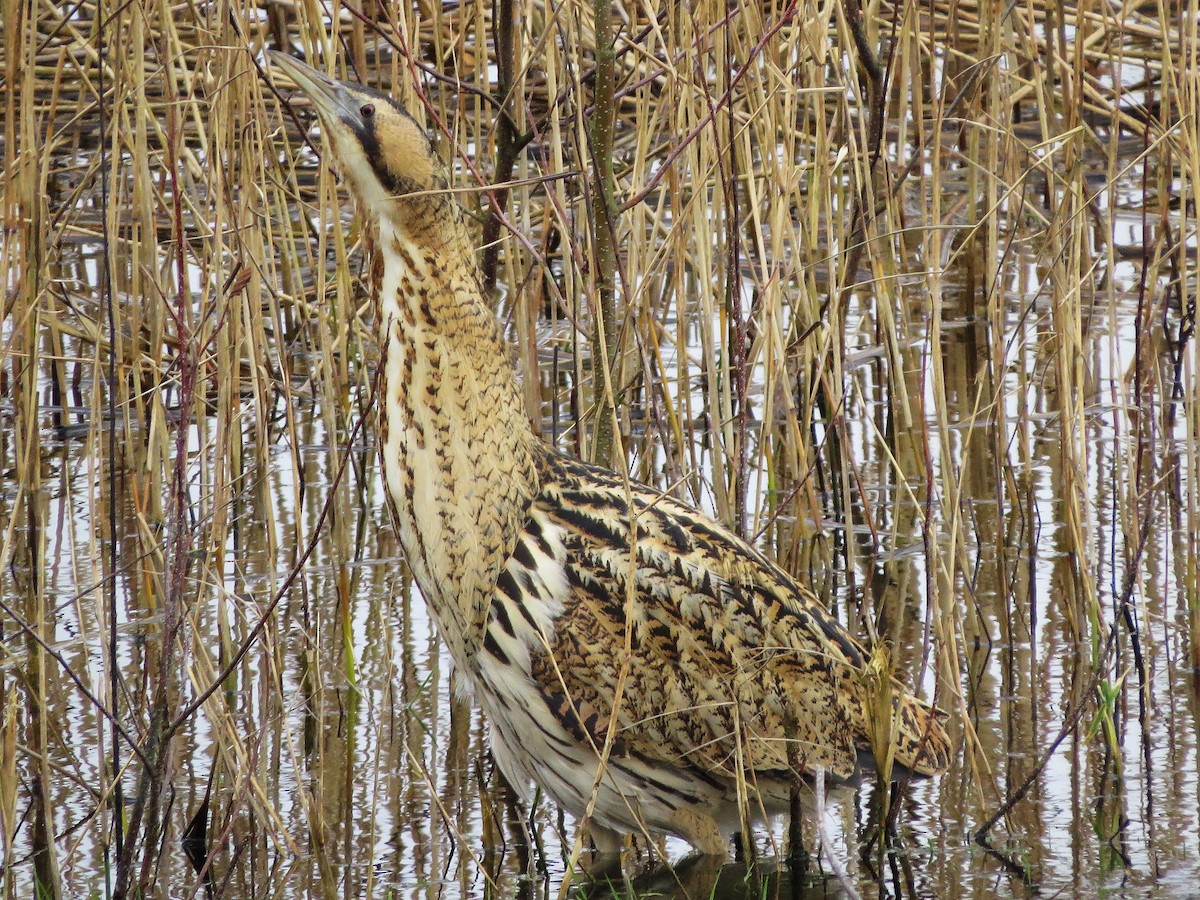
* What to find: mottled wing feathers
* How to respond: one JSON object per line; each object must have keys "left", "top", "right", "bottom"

{"left": 527, "top": 450, "right": 883, "bottom": 784}
{"left": 893, "top": 692, "right": 952, "bottom": 774}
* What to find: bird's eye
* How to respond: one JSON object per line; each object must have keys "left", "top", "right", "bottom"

{"left": 360, "top": 103, "right": 375, "bottom": 118}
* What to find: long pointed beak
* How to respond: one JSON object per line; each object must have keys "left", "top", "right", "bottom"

{"left": 267, "top": 51, "right": 359, "bottom": 125}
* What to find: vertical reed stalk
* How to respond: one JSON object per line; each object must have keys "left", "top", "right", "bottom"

{"left": 587, "top": 0, "right": 619, "bottom": 467}
{"left": 480, "top": 0, "right": 528, "bottom": 293}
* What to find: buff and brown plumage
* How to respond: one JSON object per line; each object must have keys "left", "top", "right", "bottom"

{"left": 268, "top": 50, "right": 951, "bottom": 858}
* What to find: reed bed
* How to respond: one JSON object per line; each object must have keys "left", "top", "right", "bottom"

{"left": 0, "top": 0, "right": 1196, "bottom": 896}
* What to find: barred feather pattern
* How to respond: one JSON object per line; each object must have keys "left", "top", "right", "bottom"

{"left": 466, "top": 447, "right": 952, "bottom": 850}
{"left": 369, "top": 198, "right": 951, "bottom": 856}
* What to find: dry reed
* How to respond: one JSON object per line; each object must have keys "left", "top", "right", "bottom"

{"left": 0, "top": 0, "right": 1196, "bottom": 896}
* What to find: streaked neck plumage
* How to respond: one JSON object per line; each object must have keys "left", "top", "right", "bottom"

{"left": 368, "top": 189, "right": 541, "bottom": 662}
{"left": 264, "top": 53, "right": 542, "bottom": 661}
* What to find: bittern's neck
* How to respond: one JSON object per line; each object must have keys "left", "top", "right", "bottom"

{"left": 370, "top": 195, "right": 541, "bottom": 662}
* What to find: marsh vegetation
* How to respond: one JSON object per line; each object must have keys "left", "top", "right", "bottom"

{"left": 1, "top": 0, "right": 1197, "bottom": 896}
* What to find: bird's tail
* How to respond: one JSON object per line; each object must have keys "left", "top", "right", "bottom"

{"left": 891, "top": 692, "right": 952, "bottom": 776}
{"left": 857, "top": 647, "right": 952, "bottom": 777}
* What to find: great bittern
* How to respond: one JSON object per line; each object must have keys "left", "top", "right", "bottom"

{"left": 268, "top": 50, "right": 951, "bottom": 859}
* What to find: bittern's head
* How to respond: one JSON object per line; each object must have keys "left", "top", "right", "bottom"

{"left": 269, "top": 51, "right": 438, "bottom": 220}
